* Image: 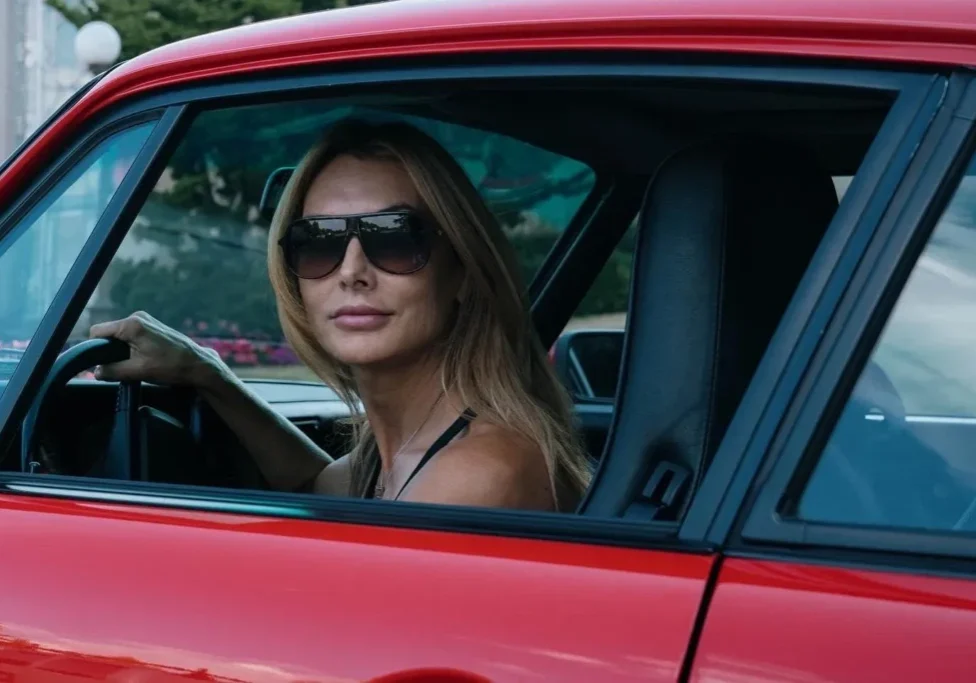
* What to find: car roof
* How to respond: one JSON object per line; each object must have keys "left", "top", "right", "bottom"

{"left": 72, "top": 0, "right": 974, "bottom": 118}
{"left": 106, "top": 0, "right": 976, "bottom": 93}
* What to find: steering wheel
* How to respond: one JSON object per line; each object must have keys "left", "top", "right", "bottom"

{"left": 21, "top": 338, "right": 145, "bottom": 480}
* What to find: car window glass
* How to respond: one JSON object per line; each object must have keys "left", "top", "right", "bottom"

{"left": 797, "top": 151, "right": 976, "bottom": 532}
{"left": 79, "top": 104, "right": 595, "bottom": 385}
{"left": 554, "top": 219, "right": 635, "bottom": 402}
{"left": 0, "top": 123, "right": 154, "bottom": 390}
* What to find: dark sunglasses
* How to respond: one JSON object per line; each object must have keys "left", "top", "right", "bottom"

{"left": 279, "top": 209, "right": 441, "bottom": 279}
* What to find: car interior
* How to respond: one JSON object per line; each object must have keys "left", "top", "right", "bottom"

{"left": 0, "top": 77, "right": 900, "bottom": 517}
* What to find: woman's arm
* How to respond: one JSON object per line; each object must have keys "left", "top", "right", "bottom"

{"left": 91, "top": 311, "right": 348, "bottom": 494}
{"left": 193, "top": 360, "right": 339, "bottom": 492}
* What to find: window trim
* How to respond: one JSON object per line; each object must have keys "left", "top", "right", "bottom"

{"left": 0, "top": 54, "right": 947, "bottom": 550}
{"left": 93, "top": 53, "right": 929, "bottom": 116}
{"left": 737, "top": 73, "right": 976, "bottom": 562}
{"left": 0, "top": 472, "right": 706, "bottom": 553}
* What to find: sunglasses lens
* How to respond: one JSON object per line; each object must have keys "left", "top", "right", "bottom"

{"left": 359, "top": 213, "right": 431, "bottom": 274}
{"left": 284, "top": 219, "right": 347, "bottom": 279}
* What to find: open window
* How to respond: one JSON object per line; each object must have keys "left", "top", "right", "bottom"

{"left": 0, "top": 64, "right": 912, "bottom": 534}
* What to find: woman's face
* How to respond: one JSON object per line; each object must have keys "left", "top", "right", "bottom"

{"left": 297, "top": 154, "right": 462, "bottom": 369}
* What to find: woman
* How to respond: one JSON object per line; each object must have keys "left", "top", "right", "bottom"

{"left": 91, "top": 119, "right": 591, "bottom": 511}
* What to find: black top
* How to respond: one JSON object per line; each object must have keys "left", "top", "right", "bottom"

{"left": 365, "top": 411, "right": 474, "bottom": 501}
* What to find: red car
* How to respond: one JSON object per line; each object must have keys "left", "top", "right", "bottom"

{"left": 1, "top": 0, "right": 975, "bottom": 680}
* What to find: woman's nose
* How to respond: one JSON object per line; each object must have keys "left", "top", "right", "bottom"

{"left": 337, "top": 237, "right": 371, "bottom": 287}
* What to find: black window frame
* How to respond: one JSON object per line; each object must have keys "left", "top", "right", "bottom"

{"left": 735, "top": 72, "right": 976, "bottom": 564}
{"left": 0, "top": 53, "right": 947, "bottom": 552}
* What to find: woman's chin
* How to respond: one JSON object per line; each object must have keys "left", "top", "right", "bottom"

{"left": 328, "top": 339, "right": 437, "bottom": 371}
{"left": 325, "top": 339, "right": 398, "bottom": 368}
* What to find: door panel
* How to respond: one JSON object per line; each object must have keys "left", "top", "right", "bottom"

{"left": 691, "top": 558, "right": 976, "bottom": 683}
{"left": 0, "top": 494, "right": 713, "bottom": 682}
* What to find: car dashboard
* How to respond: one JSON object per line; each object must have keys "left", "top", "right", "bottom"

{"left": 0, "top": 378, "right": 353, "bottom": 486}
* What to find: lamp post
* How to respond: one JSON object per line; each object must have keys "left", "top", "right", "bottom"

{"left": 74, "top": 20, "right": 122, "bottom": 75}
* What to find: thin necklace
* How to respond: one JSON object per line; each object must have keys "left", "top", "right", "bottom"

{"left": 374, "top": 392, "right": 444, "bottom": 499}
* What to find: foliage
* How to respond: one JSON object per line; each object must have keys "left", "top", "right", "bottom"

{"left": 109, "top": 240, "right": 280, "bottom": 340}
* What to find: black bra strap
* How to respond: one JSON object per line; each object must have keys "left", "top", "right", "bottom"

{"left": 394, "top": 410, "right": 474, "bottom": 500}
{"left": 364, "top": 410, "right": 475, "bottom": 501}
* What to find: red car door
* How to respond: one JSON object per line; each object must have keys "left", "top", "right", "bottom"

{"left": 692, "top": 560, "right": 975, "bottom": 683}
{"left": 690, "top": 78, "right": 976, "bottom": 683}
{"left": 0, "top": 494, "right": 713, "bottom": 682}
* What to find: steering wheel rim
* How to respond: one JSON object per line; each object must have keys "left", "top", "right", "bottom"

{"left": 21, "top": 338, "right": 142, "bottom": 479}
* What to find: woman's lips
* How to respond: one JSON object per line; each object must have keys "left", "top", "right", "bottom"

{"left": 331, "top": 306, "right": 392, "bottom": 331}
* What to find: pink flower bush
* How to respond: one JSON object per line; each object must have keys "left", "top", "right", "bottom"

{"left": 192, "top": 336, "right": 299, "bottom": 367}
{"left": 3, "top": 319, "right": 303, "bottom": 371}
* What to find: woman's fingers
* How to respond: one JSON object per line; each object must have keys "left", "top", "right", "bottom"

{"left": 89, "top": 318, "right": 124, "bottom": 340}
{"left": 90, "top": 311, "right": 154, "bottom": 343}
{"left": 88, "top": 311, "right": 209, "bottom": 386}
{"left": 93, "top": 359, "right": 140, "bottom": 382}
{"left": 89, "top": 313, "right": 153, "bottom": 381}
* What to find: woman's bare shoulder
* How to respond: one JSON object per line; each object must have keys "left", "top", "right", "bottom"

{"left": 401, "top": 420, "right": 554, "bottom": 510}
{"left": 313, "top": 453, "right": 353, "bottom": 496}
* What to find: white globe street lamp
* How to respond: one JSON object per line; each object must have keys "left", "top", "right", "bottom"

{"left": 74, "top": 21, "right": 122, "bottom": 75}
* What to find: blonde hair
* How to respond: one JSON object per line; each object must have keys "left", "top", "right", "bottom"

{"left": 267, "top": 118, "right": 591, "bottom": 510}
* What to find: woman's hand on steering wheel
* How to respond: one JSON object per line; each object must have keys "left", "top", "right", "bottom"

{"left": 90, "top": 311, "right": 218, "bottom": 388}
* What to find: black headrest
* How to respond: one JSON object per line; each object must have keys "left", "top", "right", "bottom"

{"left": 585, "top": 138, "right": 838, "bottom": 517}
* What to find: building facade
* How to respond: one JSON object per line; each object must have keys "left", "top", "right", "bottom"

{"left": 0, "top": 0, "right": 30, "bottom": 163}
{"left": 0, "top": 0, "right": 83, "bottom": 163}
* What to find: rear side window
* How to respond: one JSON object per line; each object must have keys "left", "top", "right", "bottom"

{"left": 798, "top": 152, "right": 976, "bottom": 532}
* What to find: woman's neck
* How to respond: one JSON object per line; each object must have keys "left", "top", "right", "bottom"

{"left": 354, "top": 352, "right": 453, "bottom": 472}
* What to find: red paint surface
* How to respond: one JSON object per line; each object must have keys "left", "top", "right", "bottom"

{"left": 3, "top": 0, "right": 976, "bottom": 213}
{"left": 691, "top": 558, "right": 976, "bottom": 683}
{"left": 0, "top": 494, "right": 713, "bottom": 682}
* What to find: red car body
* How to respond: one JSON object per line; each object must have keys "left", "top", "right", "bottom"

{"left": 0, "top": 1, "right": 974, "bottom": 681}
